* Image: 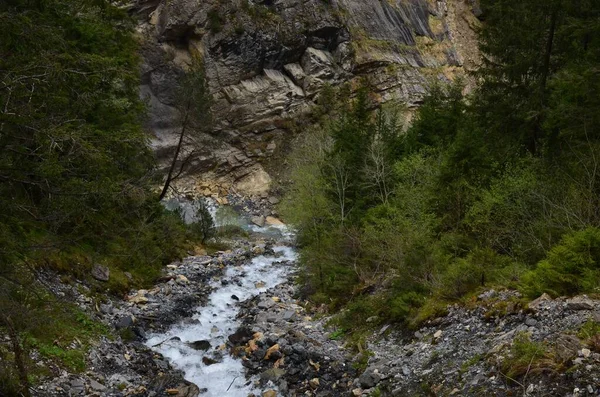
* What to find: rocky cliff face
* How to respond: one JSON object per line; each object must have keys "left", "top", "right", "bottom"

{"left": 132, "top": 0, "right": 481, "bottom": 196}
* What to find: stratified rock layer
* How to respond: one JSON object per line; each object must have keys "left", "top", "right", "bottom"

{"left": 132, "top": 0, "right": 481, "bottom": 194}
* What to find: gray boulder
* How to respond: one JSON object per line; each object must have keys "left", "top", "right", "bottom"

{"left": 91, "top": 264, "right": 110, "bottom": 282}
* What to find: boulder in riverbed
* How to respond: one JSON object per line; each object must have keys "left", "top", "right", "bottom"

{"left": 228, "top": 326, "right": 254, "bottom": 345}
{"left": 189, "top": 340, "right": 211, "bottom": 351}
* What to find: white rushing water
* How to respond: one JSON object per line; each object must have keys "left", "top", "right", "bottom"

{"left": 146, "top": 244, "right": 297, "bottom": 396}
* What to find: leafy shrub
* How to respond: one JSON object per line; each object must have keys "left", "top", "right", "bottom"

{"left": 207, "top": 8, "right": 224, "bottom": 33}
{"left": 410, "top": 299, "right": 449, "bottom": 329}
{"left": 523, "top": 227, "right": 600, "bottom": 297}
{"left": 435, "top": 248, "right": 514, "bottom": 300}
{"left": 437, "top": 258, "right": 484, "bottom": 300}
{"left": 387, "top": 292, "right": 426, "bottom": 322}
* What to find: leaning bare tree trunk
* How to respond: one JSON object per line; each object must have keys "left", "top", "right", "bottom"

{"left": 159, "top": 105, "right": 190, "bottom": 201}
{"left": 2, "top": 314, "right": 31, "bottom": 397}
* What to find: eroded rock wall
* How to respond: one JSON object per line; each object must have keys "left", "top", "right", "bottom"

{"left": 132, "top": 0, "right": 481, "bottom": 196}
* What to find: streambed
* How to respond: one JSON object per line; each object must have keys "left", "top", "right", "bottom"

{"left": 146, "top": 220, "right": 296, "bottom": 396}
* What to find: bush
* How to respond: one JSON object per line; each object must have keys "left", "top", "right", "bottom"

{"left": 523, "top": 227, "right": 600, "bottom": 297}
{"left": 190, "top": 199, "right": 214, "bottom": 243}
{"left": 500, "top": 333, "right": 556, "bottom": 380}
{"left": 387, "top": 291, "right": 426, "bottom": 322}
{"left": 435, "top": 248, "right": 514, "bottom": 300}
{"left": 207, "top": 8, "right": 224, "bottom": 33}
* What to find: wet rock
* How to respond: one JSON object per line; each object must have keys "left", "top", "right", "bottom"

{"left": 260, "top": 368, "right": 286, "bottom": 383}
{"left": 252, "top": 216, "right": 265, "bottom": 227}
{"left": 115, "top": 315, "right": 134, "bottom": 329}
{"left": 154, "top": 358, "right": 170, "bottom": 370}
{"left": 228, "top": 326, "right": 254, "bottom": 345}
{"left": 91, "top": 264, "right": 110, "bottom": 282}
{"left": 133, "top": 326, "right": 147, "bottom": 339}
{"left": 189, "top": 340, "right": 211, "bottom": 351}
{"left": 202, "top": 356, "right": 219, "bottom": 366}
{"left": 265, "top": 216, "right": 284, "bottom": 226}
{"left": 257, "top": 299, "right": 274, "bottom": 309}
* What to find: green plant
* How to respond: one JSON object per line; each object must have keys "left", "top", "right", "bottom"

{"left": 410, "top": 300, "right": 449, "bottom": 329}
{"left": 190, "top": 199, "right": 215, "bottom": 243}
{"left": 578, "top": 319, "right": 600, "bottom": 352}
{"left": 328, "top": 329, "right": 346, "bottom": 340}
{"left": 523, "top": 227, "right": 600, "bottom": 298}
{"left": 578, "top": 319, "right": 600, "bottom": 340}
{"left": 500, "top": 333, "right": 556, "bottom": 381}
{"left": 207, "top": 8, "right": 224, "bottom": 33}
{"left": 460, "top": 354, "right": 482, "bottom": 374}
{"left": 234, "top": 23, "right": 245, "bottom": 35}
{"left": 353, "top": 349, "right": 374, "bottom": 372}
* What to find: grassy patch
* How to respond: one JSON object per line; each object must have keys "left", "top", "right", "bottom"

{"left": 578, "top": 318, "right": 600, "bottom": 340}
{"left": 20, "top": 306, "right": 109, "bottom": 375}
{"left": 409, "top": 299, "right": 449, "bottom": 329}
{"left": 328, "top": 328, "right": 346, "bottom": 340}
{"left": 500, "top": 333, "right": 558, "bottom": 382}
{"left": 578, "top": 319, "right": 600, "bottom": 352}
{"left": 369, "top": 387, "right": 382, "bottom": 397}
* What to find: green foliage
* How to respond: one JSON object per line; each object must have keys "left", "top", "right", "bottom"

{"left": 404, "top": 80, "right": 465, "bottom": 152}
{"left": 500, "top": 333, "right": 556, "bottom": 380}
{"left": 0, "top": 0, "right": 199, "bottom": 392}
{"left": 476, "top": 0, "right": 600, "bottom": 154}
{"left": 213, "top": 206, "right": 248, "bottom": 239}
{"left": 0, "top": 0, "right": 194, "bottom": 283}
{"left": 410, "top": 299, "right": 449, "bottom": 329}
{"left": 207, "top": 8, "right": 224, "bottom": 33}
{"left": 353, "top": 349, "right": 374, "bottom": 372}
{"left": 282, "top": 0, "right": 600, "bottom": 335}
{"left": 578, "top": 319, "right": 600, "bottom": 341}
{"left": 523, "top": 227, "right": 600, "bottom": 297}
{"left": 328, "top": 328, "right": 346, "bottom": 340}
{"left": 190, "top": 199, "right": 215, "bottom": 243}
